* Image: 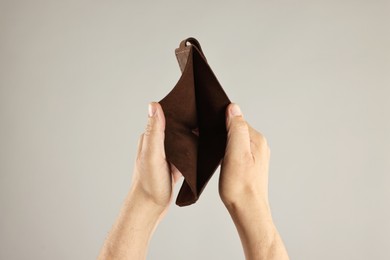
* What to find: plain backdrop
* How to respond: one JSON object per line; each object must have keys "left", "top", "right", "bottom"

{"left": 1, "top": 0, "right": 389, "bottom": 259}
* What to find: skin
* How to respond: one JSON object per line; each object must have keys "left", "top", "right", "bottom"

{"left": 220, "top": 104, "right": 289, "bottom": 260}
{"left": 98, "top": 102, "right": 289, "bottom": 260}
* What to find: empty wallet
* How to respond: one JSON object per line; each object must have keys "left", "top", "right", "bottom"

{"left": 159, "top": 37, "right": 231, "bottom": 207}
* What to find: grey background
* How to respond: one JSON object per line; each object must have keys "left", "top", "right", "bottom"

{"left": 1, "top": 0, "right": 389, "bottom": 259}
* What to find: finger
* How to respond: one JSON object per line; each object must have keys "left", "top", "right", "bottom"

{"left": 170, "top": 163, "right": 183, "bottom": 185}
{"left": 225, "top": 103, "right": 252, "bottom": 159}
{"left": 141, "top": 102, "right": 166, "bottom": 159}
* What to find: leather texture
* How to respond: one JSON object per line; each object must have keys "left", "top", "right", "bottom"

{"left": 159, "top": 37, "right": 231, "bottom": 206}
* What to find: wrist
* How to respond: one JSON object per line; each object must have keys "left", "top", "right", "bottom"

{"left": 223, "top": 192, "right": 270, "bottom": 214}
{"left": 225, "top": 196, "right": 273, "bottom": 225}
{"left": 225, "top": 197, "right": 276, "bottom": 234}
{"left": 225, "top": 199, "right": 281, "bottom": 260}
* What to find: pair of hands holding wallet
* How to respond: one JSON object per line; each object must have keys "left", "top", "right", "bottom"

{"left": 98, "top": 38, "right": 289, "bottom": 260}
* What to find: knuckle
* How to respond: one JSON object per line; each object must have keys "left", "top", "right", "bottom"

{"left": 250, "top": 131, "right": 271, "bottom": 156}
{"left": 259, "top": 134, "right": 268, "bottom": 146}
{"left": 254, "top": 131, "right": 267, "bottom": 146}
{"left": 144, "top": 120, "right": 153, "bottom": 136}
{"left": 145, "top": 116, "right": 162, "bottom": 133}
{"left": 225, "top": 149, "right": 253, "bottom": 166}
{"left": 144, "top": 120, "right": 162, "bottom": 137}
{"left": 230, "top": 118, "right": 248, "bottom": 132}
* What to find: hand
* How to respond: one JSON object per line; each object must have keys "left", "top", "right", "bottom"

{"left": 219, "top": 103, "right": 271, "bottom": 210}
{"left": 129, "top": 102, "right": 182, "bottom": 214}
{"left": 99, "top": 102, "right": 182, "bottom": 260}
{"left": 219, "top": 103, "right": 289, "bottom": 260}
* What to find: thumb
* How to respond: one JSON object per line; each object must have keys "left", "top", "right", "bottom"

{"left": 225, "top": 103, "right": 251, "bottom": 158}
{"left": 141, "top": 102, "right": 166, "bottom": 159}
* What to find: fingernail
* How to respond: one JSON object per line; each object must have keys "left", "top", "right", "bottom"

{"left": 148, "top": 103, "right": 156, "bottom": 117}
{"left": 230, "top": 104, "right": 242, "bottom": 116}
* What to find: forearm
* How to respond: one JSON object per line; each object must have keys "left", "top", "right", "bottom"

{"left": 226, "top": 199, "right": 289, "bottom": 260}
{"left": 98, "top": 188, "right": 165, "bottom": 260}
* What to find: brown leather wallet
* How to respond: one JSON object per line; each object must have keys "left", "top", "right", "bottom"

{"left": 159, "top": 37, "right": 231, "bottom": 206}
